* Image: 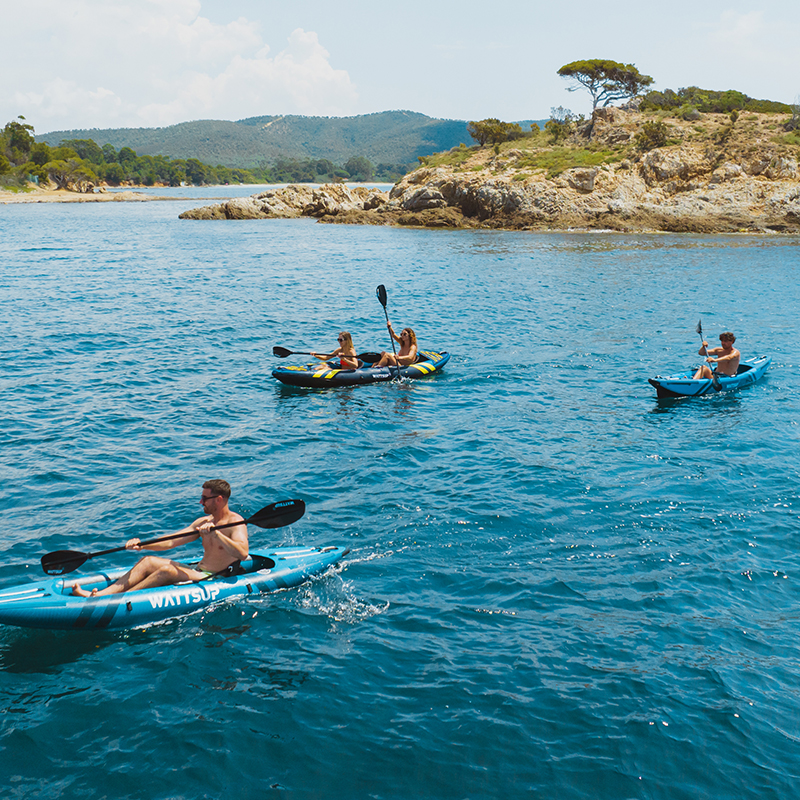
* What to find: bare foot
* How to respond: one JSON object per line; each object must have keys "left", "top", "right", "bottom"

{"left": 71, "top": 584, "right": 98, "bottom": 597}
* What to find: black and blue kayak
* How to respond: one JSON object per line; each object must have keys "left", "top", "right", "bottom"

{"left": 272, "top": 349, "right": 450, "bottom": 388}
{"left": 0, "top": 545, "right": 348, "bottom": 630}
{"left": 648, "top": 355, "right": 771, "bottom": 398}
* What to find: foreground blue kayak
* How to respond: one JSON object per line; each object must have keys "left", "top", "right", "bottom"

{"left": 648, "top": 355, "right": 771, "bottom": 398}
{"left": 273, "top": 350, "right": 450, "bottom": 388}
{"left": 0, "top": 545, "right": 348, "bottom": 630}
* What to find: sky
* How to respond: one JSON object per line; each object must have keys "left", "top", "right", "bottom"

{"left": 4, "top": 0, "right": 799, "bottom": 134}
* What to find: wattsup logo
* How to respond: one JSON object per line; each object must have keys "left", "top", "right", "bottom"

{"left": 147, "top": 585, "right": 221, "bottom": 609}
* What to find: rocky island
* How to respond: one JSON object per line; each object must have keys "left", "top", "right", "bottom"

{"left": 179, "top": 108, "right": 800, "bottom": 234}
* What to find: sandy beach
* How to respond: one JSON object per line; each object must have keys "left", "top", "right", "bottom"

{"left": 0, "top": 187, "right": 172, "bottom": 204}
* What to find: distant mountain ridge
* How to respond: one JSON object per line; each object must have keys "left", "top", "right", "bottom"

{"left": 35, "top": 111, "right": 541, "bottom": 169}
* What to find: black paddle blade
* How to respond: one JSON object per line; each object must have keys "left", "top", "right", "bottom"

{"left": 248, "top": 499, "right": 305, "bottom": 529}
{"left": 41, "top": 549, "right": 90, "bottom": 576}
{"left": 696, "top": 320, "right": 703, "bottom": 337}
{"left": 376, "top": 284, "right": 387, "bottom": 307}
{"left": 273, "top": 346, "right": 293, "bottom": 358}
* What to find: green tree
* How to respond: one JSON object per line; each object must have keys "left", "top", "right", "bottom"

{"left": 3, "top": 116, "right": 35, "bottom": 164}
{"left": 61, "top": 138, "right": 105, "bottom": 164}
{"left": 29, "top": 142, "right": 52, "bottom": 166}
{"left": 50, "top": 145, "right": 79, "bottom": 161}
{"left": 118, "top": 147, "right": 137, "bottom": 169}
{"left": 102, "top": 162, "right": 125, "bottom": 185}
{"left": 164, "top": 160, "right": 187, "bottom": 186}
{"left": 315, "top": 158, "right": 336, "bottom": 177}
{"left": 184, "top": 158, "right": 210, "bottom": 184}
{"left": 375, "top": 162, "right": 409, "bottom": 181}
{"left": 467, "top": 118, "right": 526, "bottom": 146}
{"left": 544, "top": 107, "right": 574, "bottom": 144}
{"left": 44, "top": 157, "right": 98, "bottom": 191}
{"left": 467, "top": 119, "right": 494, "bottom": 145}
{"left": 344, "top": 156, "right": 374, "bottom": 181}
{"left": 557, "top": 60, "right": 654, "bottom": 110}
{"left": 639, "top": 89, "right": 679, "bottom": 111}
{"left": 497, "top": 121, "right": 524, "bottom": 143}
{"left": 545, "top": 120, "right": 568, "bottom": 144}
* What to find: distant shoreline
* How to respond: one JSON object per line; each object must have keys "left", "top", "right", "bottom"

{"left": 0, "top": 187, "right": 174, "bottom": 204}
{"left": 0, "top": 182, "right": 391, "bottom": 205}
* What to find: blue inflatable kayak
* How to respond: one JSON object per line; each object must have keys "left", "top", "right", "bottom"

{"left": 0, "top": 545, "right": 348, "bottom": 630}
{"left": 272, "top": 350, "right": 450, "bottom": 388}
{"left": 648, "top": 355, "right": 771, "bottom": 398}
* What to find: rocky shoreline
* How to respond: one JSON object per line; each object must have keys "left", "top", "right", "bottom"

{"left": 179, "top": 108, "right": 800, "bottom": 234}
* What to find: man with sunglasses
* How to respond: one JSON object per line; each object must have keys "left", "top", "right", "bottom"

{"left": 72, "top": 479, "right": 248, "bottom": 597}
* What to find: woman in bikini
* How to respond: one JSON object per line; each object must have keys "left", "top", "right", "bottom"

{"left": 310, "top": 331, "right": 359, "bottom": 370}
{"left": 376, "top": 323, "right": 418, "bottom": 368}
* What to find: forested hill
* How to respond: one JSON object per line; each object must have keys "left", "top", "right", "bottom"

{"left": 36, "top": 111, "right": 498, "bottom": 169}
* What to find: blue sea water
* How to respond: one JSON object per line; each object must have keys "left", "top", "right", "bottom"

{"left": 1, "top": 189, "right": 799, "bottom": 799}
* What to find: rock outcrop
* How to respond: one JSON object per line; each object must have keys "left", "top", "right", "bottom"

{"left": 179, "top": 184, "right": 388, "bottom": 220}
{"left": 180, "top": 110, "right": 800, "bottom": 233}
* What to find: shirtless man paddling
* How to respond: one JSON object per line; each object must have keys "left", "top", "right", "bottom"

{"left": 693, "top": 331, "right": 740, "bottom": 379}
{"left": 72, "top": 479, "right": 248, "bottom": 597}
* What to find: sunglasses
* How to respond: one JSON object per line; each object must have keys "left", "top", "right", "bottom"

{"left": 200, "top": 494, "right": 220, "bottom": 504}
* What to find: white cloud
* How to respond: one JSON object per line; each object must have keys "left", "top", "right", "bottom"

{"left": 2, "top": 1, "right": 358, "bottom": 131}
{"left": 137, "top": 28, "right": 357, "bottom": 126}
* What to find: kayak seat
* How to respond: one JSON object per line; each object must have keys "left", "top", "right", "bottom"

{"left": 246, "top": 554, "right": 277, "bottom": 571}
{"left": 736, "top": 364, "right": 752, "bottom": 374}
{"left": 193, "top": 555, "right": 275, "bottom": 582}
{"left": 183, "top": 560, "right": 244, "bottom": 582}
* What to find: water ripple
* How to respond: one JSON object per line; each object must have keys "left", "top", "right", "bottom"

{"left": 1, "top": 202, "right": 800, "bottom": 798}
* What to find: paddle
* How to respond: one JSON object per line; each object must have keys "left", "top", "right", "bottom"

{"left": 376, "top": 284, "right": 401, "bottom": 380}
{"left": 40, "top": 498, "right": 306, "bottom": 576}
{"left": 272, "top": 346, "right": 381, "bottom": 363}
{"left": 696, "top": 320, "right": 722, "bottom": 391}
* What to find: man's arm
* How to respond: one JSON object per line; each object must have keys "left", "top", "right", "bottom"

{"left": 126, "top": 517, "right": 206, "bottom": 551}
{"left": 202, "top": 520, "right": 248, "bottom": 560}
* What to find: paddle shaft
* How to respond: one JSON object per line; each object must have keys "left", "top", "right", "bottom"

{"left": 273, "top": 346, "right": 380, "bottom": 362}
{"left": 376, "top": 285, "right": 401, "bottom": 380}
{"left": 77, "top": 517, "right": 246, "bottom": 560}
{"left": 41, "top": 499, "right": 305, "bottom": 575}
{"left": 696, "top": 320, "right": 722, "bottom": 390}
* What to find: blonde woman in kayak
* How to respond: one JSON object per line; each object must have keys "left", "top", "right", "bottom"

{"left": 311, "top": 331, "right": 358, "bottom": 369}
{"left": 376, "top": 324, "right": 418, "bottom": 368}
